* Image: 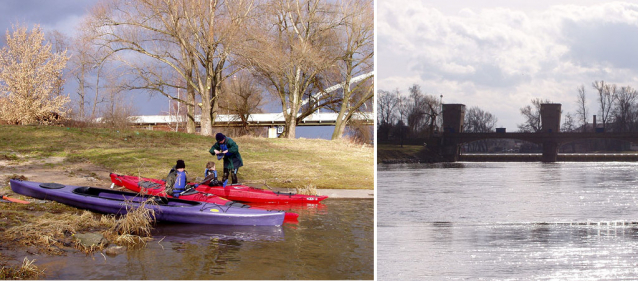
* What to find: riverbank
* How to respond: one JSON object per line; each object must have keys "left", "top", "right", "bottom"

{"left": 0, "top": 125, "right": 373, "bottom": 190}
{"left": 377, "top": 143, "right": 444, "bottom": 164}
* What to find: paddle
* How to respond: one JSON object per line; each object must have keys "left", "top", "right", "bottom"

{"left": 2, "top": 195, "right": 30, "bottom": 204}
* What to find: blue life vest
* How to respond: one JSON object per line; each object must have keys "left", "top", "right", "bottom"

{"left": 205, "top": 168, "right": 217, "bottom": 178}
{"left": 173, "top": 170, "right": 186, "bottom": 198}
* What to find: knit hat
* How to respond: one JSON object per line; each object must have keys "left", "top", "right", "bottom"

{"left": 176, "top": 159, "right": 185, "bottom": 169}
{"left": 215, "top": 133, "right": 226, "bottom": 142}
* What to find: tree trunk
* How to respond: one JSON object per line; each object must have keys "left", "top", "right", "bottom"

{"left": 186, "top": 87, "right": 196, "bottom": 134}
{"left": 332, "top": 104, "right": 348, "bottom": 140}
{"left": 200, "top": 76, "right": 213, "bottom": 136}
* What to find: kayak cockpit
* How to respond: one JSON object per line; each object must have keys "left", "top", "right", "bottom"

{"left": 72, "top": 186, "right": 200, "bottom": 207}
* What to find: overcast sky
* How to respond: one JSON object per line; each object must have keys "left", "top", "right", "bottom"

{"left": 0, "top": 0, "right": 98, "bottom": 38}
{"left": 378, "top": 0, "right": 638, "bottom": 131}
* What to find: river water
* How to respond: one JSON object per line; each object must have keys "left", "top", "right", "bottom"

{"left": 378, "top": 162, "right": 638, "bottom": 280}
{"left": 28, "top": 199, "right": 373, "bottom": 280}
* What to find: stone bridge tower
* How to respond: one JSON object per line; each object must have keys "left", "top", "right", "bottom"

{"left": 540, "top": 103, "right": 561, "bottom": 162}
{"left": 441, "top": 104, "right": 466, "bottom": 161}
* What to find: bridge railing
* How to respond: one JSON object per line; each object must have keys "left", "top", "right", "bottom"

{"left": 121, "top": 112, "right": 373, "bottom": 127}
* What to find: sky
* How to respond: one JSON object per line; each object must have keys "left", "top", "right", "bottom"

{"left": 0, "top": 0, "right": 334, "bottom": 138}
{"left": 378, "top": 0, "right": 638, "bottom": 131}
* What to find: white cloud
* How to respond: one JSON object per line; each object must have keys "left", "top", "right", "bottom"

{"left": 379, "top": 0, "right": 638, "bottom": 130}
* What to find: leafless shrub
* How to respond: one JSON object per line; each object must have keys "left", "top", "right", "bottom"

{"left": 0, "top": 24, "right": 70, "bottom": 125}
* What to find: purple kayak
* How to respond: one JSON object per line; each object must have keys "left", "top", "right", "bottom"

{"left": 9, "top": 179, "right": 286, "bottom": 226}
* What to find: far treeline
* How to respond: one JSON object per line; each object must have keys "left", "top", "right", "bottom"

{"left": 378, "top": 82, "right": 638, "bottom": 153}
{"left": 0, "top": 0, "right": 373, "bottom": 141}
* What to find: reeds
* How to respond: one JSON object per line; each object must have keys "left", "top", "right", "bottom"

{"left": 0, "top": 257, "right": 44, "bottom": 279}
{"left": 5, "top": 211, "right": 111, "bottom": 254}
{"left": 111, "top": 198, "right": 155, "bottom": 237}
{"left": 296, "top": 183, "right": 318, "bottom": 196}
{"left": 106, "top": 197, "right": 156, "bottom": 247}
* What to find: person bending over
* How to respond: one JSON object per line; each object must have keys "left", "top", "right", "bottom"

{"left": 209, "top": 133, "right": 243, "bottom": 184}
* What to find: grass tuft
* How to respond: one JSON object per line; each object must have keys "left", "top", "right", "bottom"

{"left": 0, "top": 257, "right": 44, "bottom": 279}
{"left": 5, "top": 174, "right": 28, "bottom": 181}
{"left": 5, "top": 211, "right": 112, "bottom": 254}
{"left": 1, "top": 153, "right": 18, "bottom": 161}
{"left": 115, "top": 234, "right": 149, "bottom": 247}
{"left": 296, "top": 183, "right": 318, "bottom": 196}
{"left": 105, "top": 198, "right": 156, "bottom": 247}
{"left": 110, "top": 198, "right": 155, "bottom": 237}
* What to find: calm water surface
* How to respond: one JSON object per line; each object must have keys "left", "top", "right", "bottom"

{"left": 378, "top": 162, "right": 638, "bottom": 280}
{"left": 29, "top": 199, "right": 373, "bottom": 280}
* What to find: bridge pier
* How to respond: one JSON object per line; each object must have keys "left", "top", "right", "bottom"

{"left": 540, "top": 103, "right": 561, "bottom": 162}
{"left": 542, "top": 141, "right": 558, "bottom": 162}
{"left": 441, "top": 140, "right": 461, "bottom": 162}
{"left": 441, "top": 104, "right": 466, "bottom": 162}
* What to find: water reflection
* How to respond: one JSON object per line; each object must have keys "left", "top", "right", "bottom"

{"left": 152, "top": 223, "right": 285, "bottom": 242}
{"left": 21, "top": 199, "right": 372, "bottom": 280}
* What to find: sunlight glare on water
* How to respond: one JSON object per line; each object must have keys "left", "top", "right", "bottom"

{"left": 378, "top": 162, "right": 638, "bottom": 279}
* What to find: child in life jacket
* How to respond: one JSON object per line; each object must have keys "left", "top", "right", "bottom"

{"left": 172, "top": 159, "right": 187, "bottom": 198}
{"left": 201, "top": 161, "right": 225, "bottom": 186}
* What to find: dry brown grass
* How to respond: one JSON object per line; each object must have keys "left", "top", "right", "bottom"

{"left": 4, "top": 198, "right": 156, "bottom": 255}
{"left": 111, "top": 198, "right": 155, "bottom": 237}
{"left": 5, "top": 211, "right": 114, "bottom": 254}
{"left": 295, "top": 183, "right": 318, "bottom": 196}
{"left": 104, "top": 198, "right": 156, "bottom": 247}
{"left": 0, "top": 257, "right": 44, "bottom": 279}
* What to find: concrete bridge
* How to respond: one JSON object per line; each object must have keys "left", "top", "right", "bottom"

{"left": 440, "top": 103, "right": 638, "bottom": 162}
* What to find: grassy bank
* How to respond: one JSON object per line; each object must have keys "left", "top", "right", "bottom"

{"left": 377, "top": 144, "right": 426, "bottom": 164}
{"left": 0, "top": 125, "right": 373, "bottom": 189}
{"left": 0, "top": 124, "right": 372, "bottom": 279}
{"left": 0, "top": 125, "right": 374, "bottom": 189}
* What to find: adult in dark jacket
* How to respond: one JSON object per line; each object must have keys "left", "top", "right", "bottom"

{"left": 209, "top": 133, "right": 243, "bottom": 184}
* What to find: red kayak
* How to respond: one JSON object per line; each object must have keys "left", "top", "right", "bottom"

{"left": 109, "top": 173, "right": 299, "bottom": 222}
{"left": 110, "top": 173, "right": 328, "bottom": 204}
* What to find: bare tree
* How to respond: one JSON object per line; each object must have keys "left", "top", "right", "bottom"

{"left": 517, "top": 98, "right": 550, "bottom": 133}
{"left": 464, "top": 106, "right": 498, "bottom": 133}
{"left": 329, "top": 0, "right": 374, "bottom": 140}
{"left": 406, "top": 84, "right": 428, "bottom": 136}
{"left": 377, "top": 89, "right": 399, "bottom": 127}
{"left": 88, "top": 0, "right": 253, "bottom": 136}
{"left": 99, "top": 80, "right": 137, "bottom": 129}
{"left": 592, "top": 80, "right": 617, "bottom": 130}
{"left": 575, "top": 85, "right": 588, "bottom": 132}
{"left": 0, "top": 24, "right": 70, "bottom": 125}
{"left": 61, "top": 22, "right": 117, "bottom": 122}
{"left": 463, "top": 106, "right": 498, "bottom": 152}
{"left": 402, "top": 84, "right": 440, "bottom": 137}
{"left": 219, "top": 72, "right": 266, "bottom": 135}
{"left": 166, "top": 87, "right": 188, "bottom": 132}
{"left": 45, "top": 30, "right": 69, "bottom": 99}
{"left": 612, "top": 86, "right": 638, "bottom": 132}
{"left": 561, "top": 112, "right": 576, "bottom": 132}
{"left": 246, "top": 0, "right": 342, "bottom": 138}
